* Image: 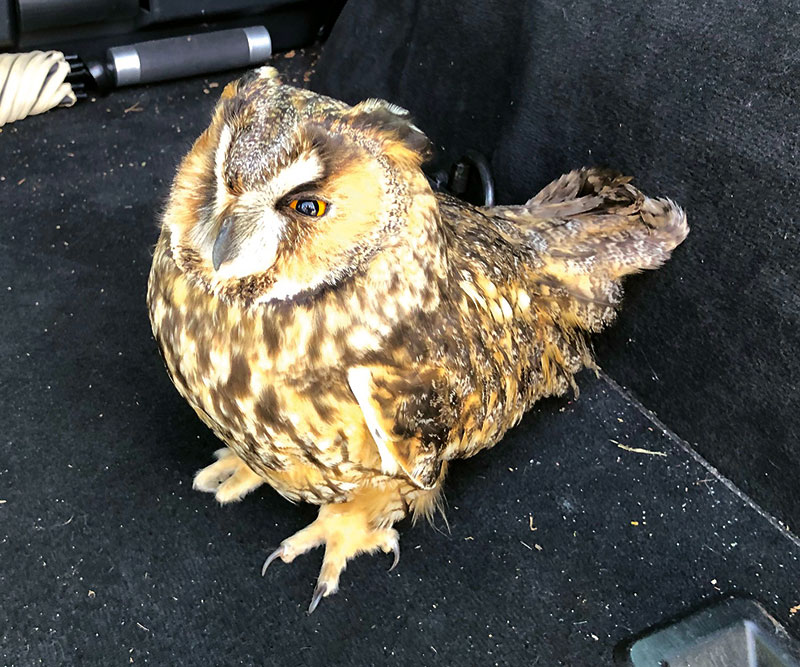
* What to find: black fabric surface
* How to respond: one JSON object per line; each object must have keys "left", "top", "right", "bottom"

{"left": 313, "top": 0, "right": 800, "bottom": 527}
{"left": 2, "top": 33, "right": 800, "bottom": 667}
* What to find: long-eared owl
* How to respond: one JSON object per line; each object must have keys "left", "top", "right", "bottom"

{"left": 147, "top": 66, "right": 688, "bottom": 612}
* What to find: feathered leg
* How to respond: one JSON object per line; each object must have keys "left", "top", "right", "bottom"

{"left": 262, "top": 479, "right": 441, "bottom": 612}
{"left": 193, "top": 447, "right": 265, "bottom": 503}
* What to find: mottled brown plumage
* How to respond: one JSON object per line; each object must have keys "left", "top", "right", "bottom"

{"left": 147, "top": 67, "right": 688, "bottom": 611}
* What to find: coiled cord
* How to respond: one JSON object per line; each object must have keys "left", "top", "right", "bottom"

{"left": 0, "top": 51, "right": 76, "bottom": 127}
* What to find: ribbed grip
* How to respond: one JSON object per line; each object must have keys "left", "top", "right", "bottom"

{"left": 109, "top": 26, "right": 272, "bottom": 87}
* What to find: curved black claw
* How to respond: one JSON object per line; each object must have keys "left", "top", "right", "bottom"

{"left": 261, "top": 546, "right": 285, "bottom": 576}
{"left": 388, "top": 541, "right": 400, "bottom": 572}
{"left": 308, "top": 582, "right": 327, "bottom": 614}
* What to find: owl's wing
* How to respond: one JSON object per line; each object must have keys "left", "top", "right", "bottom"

{"left": 489, "top": 168, "right": 688, "bottom": 332}
{"left": 347, "top": 365, "right": 454, "bottom": 490}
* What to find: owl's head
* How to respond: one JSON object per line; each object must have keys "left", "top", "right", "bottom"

{"left": 163, "top": 66, "right": 437, "bottom": 305}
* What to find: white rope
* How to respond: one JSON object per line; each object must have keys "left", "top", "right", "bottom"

{"left": 0, "top": 51, "right": 76, "bottom": 127}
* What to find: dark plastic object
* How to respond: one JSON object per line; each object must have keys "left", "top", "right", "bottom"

{"left": 141, "top": 0, "right": 287, "bottom": 24}
{"left": 0, "top": 0, "right": 15, "bottom": 48}
{"left": 616, "top": 598, "right": 800, "bottom": 667}
{"left": 65, "top": 4, "right": 323, "bottom": 95}
{"left": 107, "top": 26, "right": 271, "bottom": 87}
{"left": 427, "top": 150, "right": 495, "bottom": 207}
{"left": 6, "top": 0, "right": 344, "bottom": 56}
{"left": 17, "top": 0, "right": 138, "bottom": 32}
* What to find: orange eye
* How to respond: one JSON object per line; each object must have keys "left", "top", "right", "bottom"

{"left": 289, "top": 198, "right": 327, "bottom": 217}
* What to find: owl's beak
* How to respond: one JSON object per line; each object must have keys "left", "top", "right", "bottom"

{"left": 212, "top": 217, "right": 235, "bottom": 272}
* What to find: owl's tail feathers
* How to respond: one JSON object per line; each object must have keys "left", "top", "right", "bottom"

{"left": 510, "top": 167, "right": 689, "bottom": 332}
{"left": 524, "top": 167, "right": 688, "bottom": 272}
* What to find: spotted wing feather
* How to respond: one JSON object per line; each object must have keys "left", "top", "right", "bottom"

{"left": 491, "top": 167, "right": 688, "bottom": 332}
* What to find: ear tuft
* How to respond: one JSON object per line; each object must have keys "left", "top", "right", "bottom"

{"left": 235, "top": 66, "right": 282, "bottom": 90}
{"left": 219, "top": 66, "right": 284, "bottom": 120}
{"left": 253, "top": 65, "right": 282, "bottom": 84}
{"left": 347, "top": 98, "right": 432, "bottom": 162}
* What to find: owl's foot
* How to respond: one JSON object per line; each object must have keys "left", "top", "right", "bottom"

{"left": 193, "top": 447, "right": 264, "bottom": 503}
{"left": 262, "top": 501, "right": 401, "bottom": 613}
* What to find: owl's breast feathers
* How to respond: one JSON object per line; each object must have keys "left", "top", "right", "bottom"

{"left": 148, "top": 167, "right": 686, "bottom": 501}
{"left": 147, "top": 204, "right": 453, "bottom": 502}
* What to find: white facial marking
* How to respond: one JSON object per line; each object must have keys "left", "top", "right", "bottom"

{"left": 213, "top": 209, "right": 285, "bottom": 280}
{"left": 211, "top": 151, "right": 325, "bottom": 282}
{"left": 267, "top": 152, "right": 324, "bottom": 201}
{"left": 214, "top": 125, "right": 233, "bottom": 217}
{"left": 255, "top": 277, "right": 315, "bottom": 304}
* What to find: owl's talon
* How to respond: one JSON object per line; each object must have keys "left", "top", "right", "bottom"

{"left": 387, "top": 540, "right": 400, "bottom": 572}
{"left": 261, "top": 546, "right": 285, "bottom": 576}
{"left": 257, "top": 505, "right": 402, "bottom": 607}
{"left": 308, "top": 582, "right": 328, "bottom": 614}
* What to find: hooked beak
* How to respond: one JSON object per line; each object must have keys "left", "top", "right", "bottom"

{"left": 212, "top": 217, "right": 235, "bottom": 272}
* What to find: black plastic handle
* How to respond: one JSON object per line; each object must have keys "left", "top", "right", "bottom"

{"left": 108, "top": 26, "right": 272, "bottom": 87}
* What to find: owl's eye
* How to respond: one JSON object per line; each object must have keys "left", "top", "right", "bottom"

{"left": 289, "top": 198, "right": 327, "bottom": 217}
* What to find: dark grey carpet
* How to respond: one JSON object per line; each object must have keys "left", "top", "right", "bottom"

{"left": 2, "top": 42, "right": 798, "bottom": 667}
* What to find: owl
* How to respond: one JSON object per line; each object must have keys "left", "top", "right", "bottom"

{"left": 147, "top": 66, "right": 688, "bottom": 612}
